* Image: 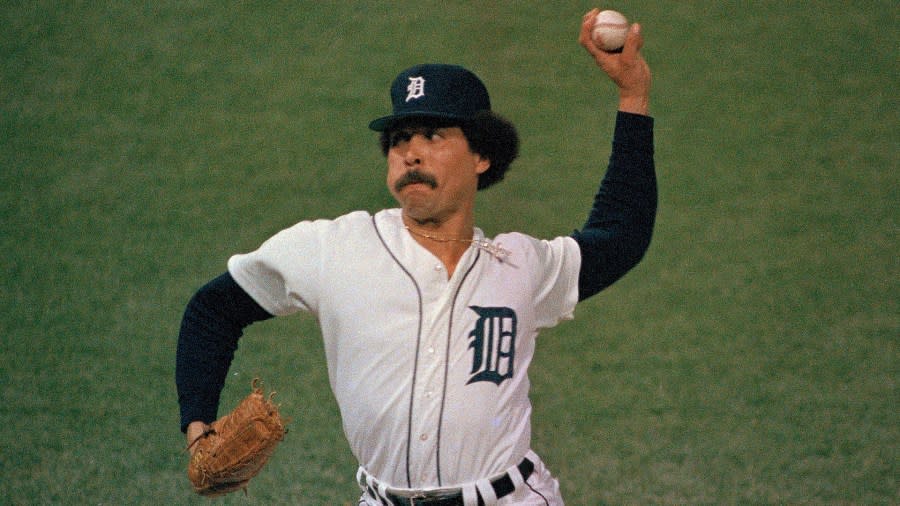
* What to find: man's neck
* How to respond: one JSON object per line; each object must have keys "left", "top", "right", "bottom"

{"left": 402, "top": 213, "right": 475, "bottom": 278}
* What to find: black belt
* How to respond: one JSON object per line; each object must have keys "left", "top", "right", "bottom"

{"left": 370, "top": 457, "right": 535, "bottom": 506}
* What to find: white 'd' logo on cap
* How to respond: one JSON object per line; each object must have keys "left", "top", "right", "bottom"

{"left": 406, "top": 77, "right": 425, "bottom": 102}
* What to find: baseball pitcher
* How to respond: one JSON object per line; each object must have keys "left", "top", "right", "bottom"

{"left": 177, "top": 10, "right": 655, "bottom": 505}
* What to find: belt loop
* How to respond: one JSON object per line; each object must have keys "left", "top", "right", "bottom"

{"left": 363, "top": 471, "right": 386, "bottom": 506}
{"left": 507, "top": 463, "right": 526, "bottom": 490}
{"left": 356, "top": 467, "right": 366, "bottom": 488}
{"left": 525, "top": 450, "right": 538, "bottom": 466}
{"left": 376, "top": 481, "right": 393, "bottom": 506}
{"left": 461, "top": 483, "right": 480, "bottom": 506}
{"left": 475, "top": 477, "right": 498, "bottom": 505}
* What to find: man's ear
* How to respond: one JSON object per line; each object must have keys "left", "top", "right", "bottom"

{"left": 475, "top": 155, "right": 491, "bottom": 175}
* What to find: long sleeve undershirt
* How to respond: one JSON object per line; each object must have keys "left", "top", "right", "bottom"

{"left": 176, "top": 111, "right": 656, "bottom": 431}
{"left": 571, "top": 111, "right": 656, "bottom": 299}
{"left": 175, "top": 273, "right": 272, "bottom": 431}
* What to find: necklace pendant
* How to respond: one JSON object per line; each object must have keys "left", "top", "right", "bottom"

{"left": 404, "top": 225, "right": 511, "bottom": 262}
{"left": 475, "top": 239, "right": 511, "bottom": 262}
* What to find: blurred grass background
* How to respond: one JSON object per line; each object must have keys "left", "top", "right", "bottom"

{"left": 2, "top": 1, "right": 897, "bottom": 504}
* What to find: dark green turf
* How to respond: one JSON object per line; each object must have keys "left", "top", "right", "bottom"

{"left": 2, "top": 2, "right": 896, "bottom": 503}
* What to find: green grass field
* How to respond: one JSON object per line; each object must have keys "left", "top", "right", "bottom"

{"left": 2, "top": 1, "right": 897, "bottom": 504}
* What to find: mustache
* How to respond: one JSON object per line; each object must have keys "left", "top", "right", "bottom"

{"left": 394, "top": 170, "right": 438, "bottom": 192}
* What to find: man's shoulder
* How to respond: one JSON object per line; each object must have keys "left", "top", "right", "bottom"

{"left": 298, "top": 209, "right": 401, "bottom": 242}
{"left": 492, "top": 231, "right": 578, "bottom": 248}
{"left": 288, "top": 209, "right": 378, "bottom": 230}
{"left": 489, "top": 231, "right": 580, "bottom": 263}
{"left": 333, "top": 209, "right": 376, "bottom": 224}
{"left": 331, "top": 208, "right": 402, "bottom": 225}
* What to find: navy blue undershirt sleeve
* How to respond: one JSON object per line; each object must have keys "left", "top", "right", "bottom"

{"left": 571, "top": 111, "right": 657, "bottom": 301}
{"left": 175, "top": 271, "right": 273, "bottom": 432}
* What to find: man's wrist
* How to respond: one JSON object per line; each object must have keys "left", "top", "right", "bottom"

{"left": 618, "top": 94, "right": 650, "bottom": 116}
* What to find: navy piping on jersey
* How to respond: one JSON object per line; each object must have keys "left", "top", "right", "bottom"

{"left": 372, "top": 215, "right": 425, "bottom": 489}
{"left": 435, "top": 248, "right": 481, "bottom": 486}
{"left": 176, "top": 111, "right": 655, "bottom": 446}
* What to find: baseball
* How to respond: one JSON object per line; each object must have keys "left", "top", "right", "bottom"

{"left": 591, "top": 10, "right": 629, "bottom": 52}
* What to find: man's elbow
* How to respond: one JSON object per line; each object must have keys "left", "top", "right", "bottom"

{"left": 577, "top": 224, "right": 654, "bottom": 301}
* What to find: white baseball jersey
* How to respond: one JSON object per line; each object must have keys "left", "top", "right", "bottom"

{"left": 228, "top": 208, "right": 580, "bottom": 490}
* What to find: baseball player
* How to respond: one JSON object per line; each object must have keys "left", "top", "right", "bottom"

{"left": 177, "top": 10, "right": 655, "bottom": 505}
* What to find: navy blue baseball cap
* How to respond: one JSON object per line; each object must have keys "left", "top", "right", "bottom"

{"left": 368, "top": 64, "right": 491, "bottom": 131}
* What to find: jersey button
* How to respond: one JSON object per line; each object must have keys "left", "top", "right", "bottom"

{"left": 419, "top": 433, "right": 429, "bottom": 441}
{"left": 434, "top": 264, "right": 443, "bottom": 271}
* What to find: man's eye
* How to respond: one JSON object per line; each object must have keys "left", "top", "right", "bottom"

{"left": 390, "top": 132, "right": 412, "bottom": 146}
{"left": 390, "top": 127, "right": 444, "bottom": 146}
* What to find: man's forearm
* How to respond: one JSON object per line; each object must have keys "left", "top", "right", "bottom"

{"left": 176, "top": 272, "right": 272, "bottom": 432}
{"left": 572, "top": 111, "right": 656, "bottom": 300}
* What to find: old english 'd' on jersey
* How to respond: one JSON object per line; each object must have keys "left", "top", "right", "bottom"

{"left": 227, "top": 208, "right": 581, "bottom": 489}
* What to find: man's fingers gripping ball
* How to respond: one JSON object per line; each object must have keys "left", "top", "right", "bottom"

{"left": 591, "top": 9, "right": 629, "bottom": 52}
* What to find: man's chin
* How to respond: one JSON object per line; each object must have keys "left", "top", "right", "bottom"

{"left": 401, "top": 205, "right": 440, "bottom": 226}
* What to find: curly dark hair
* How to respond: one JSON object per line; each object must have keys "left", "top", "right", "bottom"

{"left": 378, "top": 111, "right": 519, "bottom": 191}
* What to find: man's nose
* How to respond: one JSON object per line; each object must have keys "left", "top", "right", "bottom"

{"left": 404, "top": 135, "right": 427, "bottom": 166}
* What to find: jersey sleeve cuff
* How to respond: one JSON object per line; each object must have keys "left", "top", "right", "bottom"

{"left": 227, "top": 255, "right": 292, "bottom": 316}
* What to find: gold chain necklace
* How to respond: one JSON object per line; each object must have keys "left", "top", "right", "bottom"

{"left": 404, "top": 226, "right": 511, "bottom": 261}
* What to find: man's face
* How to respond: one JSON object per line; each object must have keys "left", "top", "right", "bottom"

{"left": 385, "top": 121, "right": 490, "bottom": 226}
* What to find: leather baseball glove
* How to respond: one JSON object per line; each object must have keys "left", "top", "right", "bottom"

{"left": 187, "top": 379, "right": 287, "bottom": 497}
